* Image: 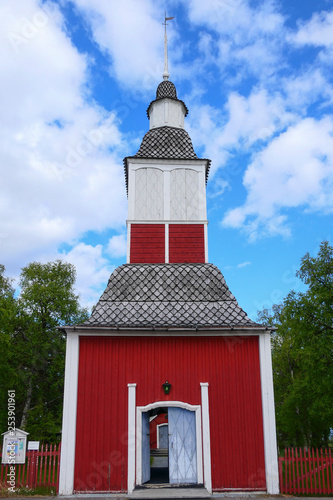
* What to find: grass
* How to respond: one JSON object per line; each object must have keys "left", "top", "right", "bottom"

{"left": 0, "top": 485, "right": 57, "bottom": 497}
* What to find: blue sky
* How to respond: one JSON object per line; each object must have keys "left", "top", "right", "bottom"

{"left": 1, "top": 0, "right": 332, "bottom": 319}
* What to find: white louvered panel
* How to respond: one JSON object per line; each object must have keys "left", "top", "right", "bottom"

{"left": 185, "top": 170, "right": 199, "bottom": 220}
{"left": 150, "top": 101, "right": 164, "bottom": 129}
{"left": 168, "top": 101, "right": 184, "bottom": 128}
{"left": 170, "top": 169, "right": 186, "bottom": 220}
{"left": 170, "top": 169, "right": 199, "bottom": 221}
{"left": 134, "top": 168, "right": 164, "bottom": 220}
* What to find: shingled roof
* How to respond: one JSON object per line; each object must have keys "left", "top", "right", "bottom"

{"left": 123, "top": 127, "right": 211, "bottom": 193}
{"left": 134, "top": 126, "right": 198, "bottom": 159}
{"left": 146, "top": 80, "right": 189, "bottom": 118}
{"left": 83, "top": 263, "right": 260, "bottom": 330}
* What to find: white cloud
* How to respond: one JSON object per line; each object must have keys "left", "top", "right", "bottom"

{"left": 222, "top": 117, "right": 333, "bottom": 239}
{"left": 188, "top": 89, "right": 295, "bottom": 175}
{"left": 292, "top": 10, "right": 333, "bottom": 48}
{"left": 237, "top": 261, "right": 251, "bottom": 269}
{"left": 282, "top": 69, "right": 333, "bottom": 109}
{"left": 107, "top": 234, "right": 127, "bottom": 258}
{"left": 57, "top": 242, "right": 114, "bottom": 309}
{"left": 70, "top": 0, "right": 165, "bottom": 91}
{"left": 186, "top": 0, "right": 286, "bottom": 79}
{"left": 0, "top": 0, "right": 127, "bottom": 274}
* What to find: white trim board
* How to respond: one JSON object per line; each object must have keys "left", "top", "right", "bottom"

{"left": 200, "top": 383, "right": 212, "bottom": 494}
{"left": 58, "top": 334, "right": 79, "bottom": 495}
{"left": 156, "top": 423, "right": 168, "bottom": 449}
{"left": 65, "top": 329, "right": 269, "bottom": 337}
{"left": 259, "top": 334, "right": 279, "bottom": 494}
{"left": 127, "top": 384, "right": 137, "bottom": 494}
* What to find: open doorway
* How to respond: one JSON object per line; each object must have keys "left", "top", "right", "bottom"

{"left": 141, "top": 406, "right": 198, "bottom": 486}
{"left": 149, "top": 408, "right": 169, "bottom": 484}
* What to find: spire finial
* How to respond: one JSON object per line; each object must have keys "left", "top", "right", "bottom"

{"left": 163, "top": 12, "right": 174, "bottom": 81}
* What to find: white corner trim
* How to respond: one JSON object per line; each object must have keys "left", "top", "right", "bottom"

{"left": 200, "top": 383, "right": 212, "bottom": 494}
{"left": 127, "top": 221, "right": 131, "bottom": 264}
{"left": 58, "top": 334, "right": 79, "bottom": 495}
{"left": 128, "top": 384, "right": 137, "bottom": 494}
{"left": 259, "top": 334, "right": 279, "bottom": 494}
{"left": 204, "top": 223, "right": 208, "bottom": 263}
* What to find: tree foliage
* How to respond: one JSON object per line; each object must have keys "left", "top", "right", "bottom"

{"left": 258, "top": 241, "right": 333, "bottom": 447}
{"left": 0, "top": 261, "right": 89, "bottom": 441}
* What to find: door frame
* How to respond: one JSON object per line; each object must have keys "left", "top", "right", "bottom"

{"left": 136, "top": 401, "right": 203, "bottom": 487}
{"left": 156, "top": 423, "right": 168, "bottom": 449}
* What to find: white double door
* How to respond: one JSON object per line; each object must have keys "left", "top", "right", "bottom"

{"left": 142, "top": 407, "right": 197, "bottom": 484}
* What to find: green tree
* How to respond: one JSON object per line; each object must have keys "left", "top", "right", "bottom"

{"left": 258, "top": 241, "right": 333, "bottom": 447}
{"left": 0, "top": 265, "right": 20, "bottom": 430}
{"left": 1, "top": 261, "right": 89, "bottom": 441}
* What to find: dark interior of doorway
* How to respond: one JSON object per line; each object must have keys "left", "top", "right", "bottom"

{"left": 146, "top": 407, "right": 169, "bottom": 485}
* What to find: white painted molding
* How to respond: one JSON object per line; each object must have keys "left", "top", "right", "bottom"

{"left": 128, "top": 158, "right": 207, "bottom": 170}
{"left": 126, "top": 221, "right": 131, "bottom": 264}
{"left": 127, "top": 384, "right": 137, "bottom": 494}
{"left": 156, "top": 423, "right": 168, "bottom": 449}
{"left": 200, "top": 383, "right": 212, "bottom": 494}
{"left": 165, "top": 223, "right": 169, "bottom": 263}
{"left": 65, "top": 328, "right": 267, "bottom": 337}
{"left": 204, "top": 223, "right": 209, "bottom": 263}
{"left": 128, "top": 220, "right": 209, "bottom": 224}
{"left": 58, "top": 334, "right": 79, "bottom": 495}
{"left": 259, "top": 334, "right": 279, "bottom": 494}
{"left": 137, "top": 400, "right": 200, "bottom": 412}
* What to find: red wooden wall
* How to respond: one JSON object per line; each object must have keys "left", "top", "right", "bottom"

{"left": 130, "top": 224, "right": 205, "bottom": 263}
{"left": 169, "top": 224, "right": 205, "bottom": 263}
{"left": 74, "top": 336, "right": 265, "bottom": 492}
{"left": 130, "top": 224, "right": 165, "bottom": 263}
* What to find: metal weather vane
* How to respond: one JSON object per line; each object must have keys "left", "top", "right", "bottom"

{"left": 163, "top": 12, "right": 174, "bottom": 81}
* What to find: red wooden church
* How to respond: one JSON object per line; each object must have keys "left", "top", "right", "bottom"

{"left": 59, "top": 31, "right": 279, "bottom": 496}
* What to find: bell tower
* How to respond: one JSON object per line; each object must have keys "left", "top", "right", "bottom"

{"left": 124, "top": 18, "right": 210, "bottom": 264}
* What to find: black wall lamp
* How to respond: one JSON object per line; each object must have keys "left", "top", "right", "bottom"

{"left": 162, "top": 380, "right": 171, "bottom": 395}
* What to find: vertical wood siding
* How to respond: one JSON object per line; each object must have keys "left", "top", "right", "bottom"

{"left": 169, "top": 224, "right": 205, "bottom": 263}
{"left": 130, "top": 224, "right": 165, "bottom": 263}
{"left": 74, "top": 336, "right": 265, "bottom": 492}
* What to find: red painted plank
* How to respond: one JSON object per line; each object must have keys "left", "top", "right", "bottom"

{"left": 169, "top": 224, "right": 205, "bottom": 263}
{"left": 130, "top": 224, "right": 165, "bottom": 263}
{"left": 74, "top": 336, "right": 265, "bottom": 492}
{"left": 329, "top": 448, "right": 333, "bottom": 494}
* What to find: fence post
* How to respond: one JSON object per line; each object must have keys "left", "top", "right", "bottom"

{"left": 28, "top": 450, "right": 37, "bottom": 489}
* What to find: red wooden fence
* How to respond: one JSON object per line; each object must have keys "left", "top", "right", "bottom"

{"left": 0, "top": 443, "right": 61, "bottom": 492}
{"left": 279, "top": 447, "right": 333, "bottom": 495}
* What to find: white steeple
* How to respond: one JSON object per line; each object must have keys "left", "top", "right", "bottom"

{"left": 163, "top": 13, "right": 174, "bottom": 81}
